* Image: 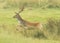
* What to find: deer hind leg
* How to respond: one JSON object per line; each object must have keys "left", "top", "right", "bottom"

{"left": 37, "top": 23, "right": 43, "bottom": 31}
{"left": 16, "top": 25, "right": 24, "bottom": 31}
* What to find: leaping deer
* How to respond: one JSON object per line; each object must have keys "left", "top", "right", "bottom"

{"left": 13, "top": 5, "right": 43, "bottom": 31}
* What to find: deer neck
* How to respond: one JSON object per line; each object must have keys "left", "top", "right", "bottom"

{"left": 16, "top": 16, "right": 25, "bottom": 24}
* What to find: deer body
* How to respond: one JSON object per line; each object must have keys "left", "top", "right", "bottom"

{"left": 13, "top": 6, "right": 43, "bottom": 30}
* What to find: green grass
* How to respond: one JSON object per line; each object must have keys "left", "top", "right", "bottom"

{"left": 0, "top": 8, "right": 60, "bottom": 43}
{"left": 0, "top": 32, "right": 60, "bottom": 43}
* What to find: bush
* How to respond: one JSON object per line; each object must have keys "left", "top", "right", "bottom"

{"left": 45, "top": 18, "right": 60, "bottom": 39}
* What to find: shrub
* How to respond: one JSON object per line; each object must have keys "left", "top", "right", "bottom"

{"left": 45, "top": 18, "right": 60, "bottom": 39}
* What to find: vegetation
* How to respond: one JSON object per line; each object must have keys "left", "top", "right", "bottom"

{"left": 0, "top": 0, "right": 60, "bottom": 9}
{"left": 0, "top": 0, "right": 60, "bottom": 43}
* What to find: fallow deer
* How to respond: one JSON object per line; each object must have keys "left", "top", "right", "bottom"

{"left": 13, "top": 6, "right": 43, "bottom": 31}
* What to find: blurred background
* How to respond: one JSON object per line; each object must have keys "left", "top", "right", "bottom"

{"left": 0, "top": 0, "right": 60, "bottom": 9}
{"left": 0, "top": 0, "right": 60, "bottom": 43}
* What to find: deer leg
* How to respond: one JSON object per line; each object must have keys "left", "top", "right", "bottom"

{"left": 16, "top": 25, "right": 24, "bottom": 31}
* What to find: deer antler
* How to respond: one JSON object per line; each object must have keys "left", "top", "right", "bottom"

{"left": 14, "top": 4, "right": 25, "bottom": 15}
{"left": 18, "top": 5, "right": 25, "bottom": 13}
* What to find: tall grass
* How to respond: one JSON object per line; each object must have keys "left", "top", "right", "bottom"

{"left": 0, "top": 0, "right": 60, "bottom": 9}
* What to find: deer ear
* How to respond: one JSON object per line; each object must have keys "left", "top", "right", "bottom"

{"left": 15, "top": 12, "right": 18, "bottom": 14}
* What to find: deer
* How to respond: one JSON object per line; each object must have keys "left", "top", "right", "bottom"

{"left": 13, "top": 5, "right": 43, "bottom": 31}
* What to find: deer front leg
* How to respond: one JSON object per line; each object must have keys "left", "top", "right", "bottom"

{"left": 16, "top": 25, "right": 23, "bottom": 31}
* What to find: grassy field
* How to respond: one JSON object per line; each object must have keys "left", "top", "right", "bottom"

{"left": 0, "top": 8, "right": 60, "bottom": 43}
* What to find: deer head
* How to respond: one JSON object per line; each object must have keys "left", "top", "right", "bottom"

{"left": 13, "top": 12, "right": 20, "bottom": 18}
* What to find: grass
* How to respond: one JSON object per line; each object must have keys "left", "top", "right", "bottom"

{"left": 0, "top": 8, "right": 60, "bottom": 43}
{"left": 0, "top": 32, "right": 60, "bottom": 43}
